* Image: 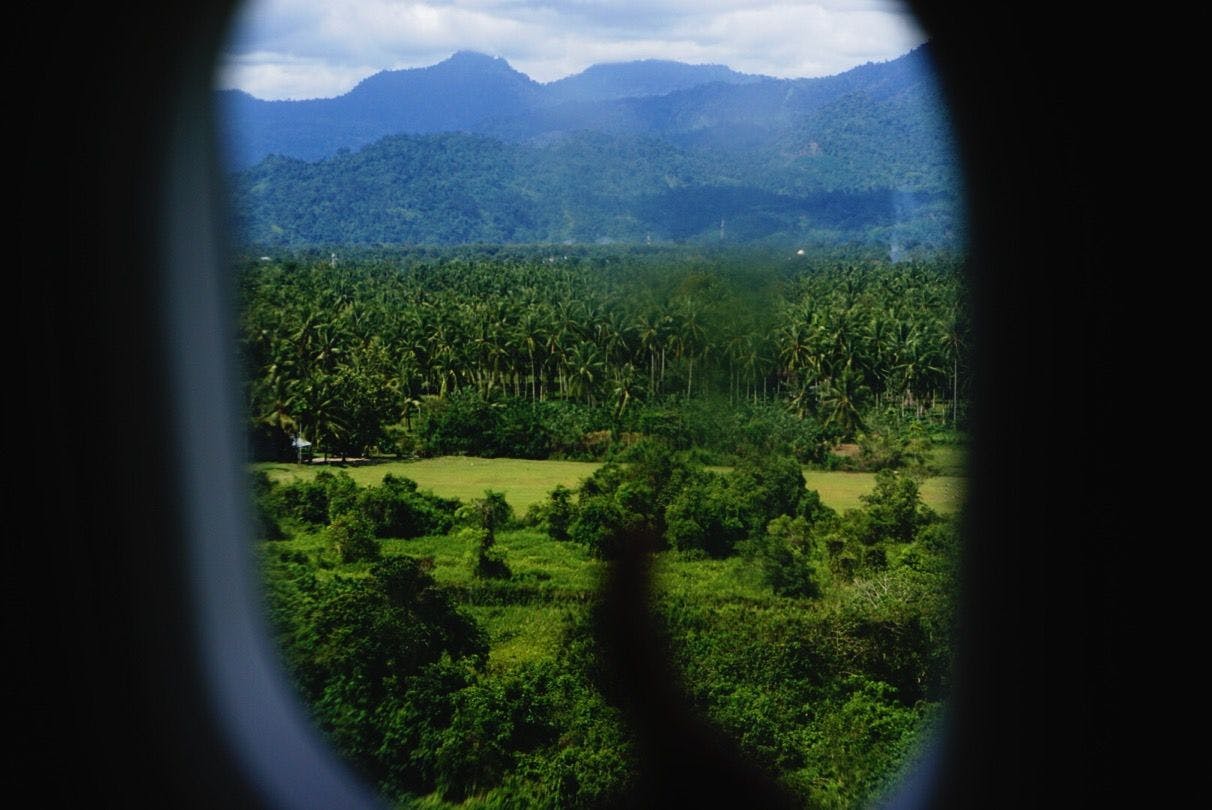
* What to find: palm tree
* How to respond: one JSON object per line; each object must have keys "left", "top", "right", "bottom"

{"left": 635, "top": 312, "right": 662, "bottom": 396}
{"left": 611, "top": 362, "right": 638, "bottom": 422}
{"left": 565, "top": 342, "right": 604, "bottom": 405}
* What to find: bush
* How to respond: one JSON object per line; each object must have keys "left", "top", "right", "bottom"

{"left": 860, "top": 469, "right": 938, "bottom": 545}
{"left": 356, "top": 484, "right": 450, "bottom": 539}
{"left": 728, "top": 454, "right": 806, "bottom": 535}
{"left": 475, "top": 490, "right": 515, "bottom": 535}
{"left": 664, "top": 472, "right": 747, "bottom": 557}
{"left": 752, "top": 515, "right": 821, "bottom": 598}
{"left": 327, "top": 513, "right": 380, "bottom": 563}
{"left": 569, "top": 495, "right": 635, "bottom": 560}
{"left": 274, "top": 555, "right": 488, "bottom": 790}
{"left": 270, "top": 476, "right": 330, "bottom": 525}
{"left": 546, "top": 485, "right": 573, "bottom": 541}
{"left": 795, "top": 676, "right": 924, "bottom": 808}
{"left": 343, "top": 474, "right": 455, "bottom": 539}
{"left": 848, "top": 412, "right": 934, "bottom": 472}
{"left": 317, "top": 470, "right": 358, "bottom": 521}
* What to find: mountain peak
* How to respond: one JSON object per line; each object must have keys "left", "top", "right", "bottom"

{"left": 447, "top": 50, "right": 499, "bottom": 62}
{"left": 440, "top": 50, "right": 514, "bottom": 71}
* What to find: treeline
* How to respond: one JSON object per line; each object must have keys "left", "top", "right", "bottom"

{"left": 255, "top": 444, "right": 956, "bottom": 806}
{"left": 238, "top": 246, "right": 968, "bottom": 464}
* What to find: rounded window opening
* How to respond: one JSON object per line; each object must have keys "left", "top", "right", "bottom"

{"left": 217, "top": 2, "right": 968, "bottom": 806}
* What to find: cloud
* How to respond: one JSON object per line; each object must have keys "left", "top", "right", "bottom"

{"left": 217, "top": 0, "right": 927, "bottom": 99}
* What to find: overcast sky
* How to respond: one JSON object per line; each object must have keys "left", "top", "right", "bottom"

{"left": 217, "top": 1, "right": 928, "bottom": 100}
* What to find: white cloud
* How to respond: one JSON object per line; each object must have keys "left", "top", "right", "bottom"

{"left": 218, "top": 0, "right": 927, "bottom": 98}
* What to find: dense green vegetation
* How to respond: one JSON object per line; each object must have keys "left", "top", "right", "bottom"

{"left": 255, "top": 440, "right": 957, "bottom": 807}
{"left": 238, "top": 246, "right": 968, "bottom": 468}
{"left": 243, "top": 245, "right": 965, "bottom": 806}
{"left": 232, "top": 133, "right": 958, "bottom": 248}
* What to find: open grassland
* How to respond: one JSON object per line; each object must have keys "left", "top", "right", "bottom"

{"left": 259, "top": 456, "right": 601, "bottom": 513}
{"left": 257, "top": 455, "right": 965, "bottom": 514}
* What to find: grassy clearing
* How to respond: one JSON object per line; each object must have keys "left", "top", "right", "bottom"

{"left": 382, "top": 529, "right": 602, "bottom": 593}
{"left": 257, "top": 455, "right": 964, "bottom": 515}
{"left": 469, "top": 605, "right": 579, "bottom": 672}
{"left": 804, "top": 470, "right": 964, "bottom": 513}
{"left": 651, "top": 553, "right": 772, "bottom": 605}
{"left": 386, "top": 529, "right": 601, "bottom": 670}
{"left": 259, "top": 456, "right": 601, "bottom": 513}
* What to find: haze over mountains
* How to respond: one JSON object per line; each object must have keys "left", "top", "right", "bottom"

{"left": 221, "top": 47, "right": 963, "bottom": 250}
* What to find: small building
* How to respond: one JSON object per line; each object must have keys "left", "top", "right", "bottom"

{"left": 291, "top": 436, "right": 313, "bottom": 463}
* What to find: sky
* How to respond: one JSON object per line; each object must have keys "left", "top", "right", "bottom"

{"left": 217, "top": 0, "right": 928, "bottom": 100}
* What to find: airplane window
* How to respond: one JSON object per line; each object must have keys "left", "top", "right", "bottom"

{"left": 197, "top": 1, "right": 969, "bottom": 806}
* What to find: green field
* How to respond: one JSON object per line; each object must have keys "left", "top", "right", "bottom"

{"left": 257, "top": 455, "right": 964, "bottom": 515}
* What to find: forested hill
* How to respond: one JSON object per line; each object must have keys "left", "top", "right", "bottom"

{"left": 232, "top": 131, "right": 958, "bottom": 248}
{"left": 224, "top": 46, "right": 963, "bottom": 249}
{"left": 218, "top": 46, "right": 949, "bottom": 169}
{"left": 219, "top": 51, "right": 762, "bottom": 168}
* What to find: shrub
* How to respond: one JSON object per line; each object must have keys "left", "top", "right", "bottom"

{"left": 753, "top": 515, "right": 821, "bottom": 598}
{"left": 416, "top": 388, "right": 496, "bottom": 456}
{"left": 356, "top": 474, "right": 455, "bottom": 538}
{"left": 546, "top": 485, "right": 573, "bottom": 541}
{"left": 728, "top": 454, "right": 806, "bottom": 535}
{"left": 356, "top": 484, "right": 450, "bottom": 539}
{"left": 569, "top": 495, "right": 634, "bottom": 560}
{"left": 850, "top": 413, "right": 934, "bottom": 472}
{"left": 319, "top": 470, "right": 359, "bottom": 521}
{"left": 860, "top": 469, "right": 938, "bottom": 545}
{"left": 327, "top": 513, "right": 380, "bottom": 563}
{"left": 475, "top": 490, "right": 514, "bottom": 535}
{"left": 270, "top": 476, "right": 329, "bottom": 525}
{"left": 665, "top": 472, "right": 747, "bottom": 557}
{"left": 276, "top": 555, "right": 488, "bottom": 791}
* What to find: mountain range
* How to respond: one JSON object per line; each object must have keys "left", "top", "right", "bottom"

{"left": 220, "top": 47, "right": 963, "bottom": 250}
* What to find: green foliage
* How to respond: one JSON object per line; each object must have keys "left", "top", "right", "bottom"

{"left": 269, "top": 476, "right": 330, "bottom": 525}
{"left": 860, "top": 469, "right": 938, "bottom": 545}
{"left": 326, "top": 512, "right": 380, "bottom": 563}
{"left": 569, "top": 441, "right": 712, "bottom": 558}
{"left": 752, "top": 515, "right": 821, "bottom": 598}
{"left": 317, "top": 470, "right": 359, "bottom": 520}
{"left": 268, "top": 555, "right": 488, "bottom": 790}
{"left": 260, "top": 491, "right": 956, "bottom": 806}
{"left": 568, "top": 495, "right": 635, "bottom": 560}
{"left": 849, "top": 413, "right": 934, "bottom": 472}
{"left": 546, "top": 485, "right": 573, "bottom": 541}
{"left": 242, "top": 248, "right": 966, "bottom": 806}
{"left": 791, "top": 676, "right": 925, "bottom": 808}
{"left": 355, "top": 476, "right": 453, "bottom": 539}
{"left": 475, "top": 490, "right": 515, "bottom": 536}
{"left": 238, "top": 249, "right": 969, "bottom": 464}
{"left": 461, "top": 526, "right": 512, "bottom": 580}
{"left": 665, "top": 471, "right": 748, "bottom": 557}
{"left": 730, "top": 455, "right": 807, "bottom": 533}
